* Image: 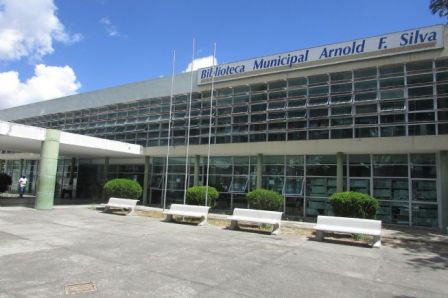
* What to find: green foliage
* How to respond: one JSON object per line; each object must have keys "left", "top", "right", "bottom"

{"left": 246, "top": 189, "right": 284, "bottom": 211}
{"left": 186, "top": 186, "right": 218, "bottom": 207}
{"left": 330, "top": 192, "right": 379, "bottom": 219}
{"left": 430, "top": 0, "right": 448, "bottom": 17}
{"left": 0, "top": 173, "right": 12, "bottom": 193}
{"left": 104, "top": 178, "right": 142, "bottom": 200}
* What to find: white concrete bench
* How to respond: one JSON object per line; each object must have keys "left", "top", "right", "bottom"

{"left": 315, "top": 215, "right": 382, "bottom": 248}
{"left": 103, "top": 197, "right": 139, "bottom": 215}
{"left": 227, "top": 208, "right": 283, "bottom": 235}
{"left": 163, "top": 204, "right": 210, "bottom": 226}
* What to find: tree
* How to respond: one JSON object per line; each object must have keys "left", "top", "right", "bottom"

{"left": 430, "top": 0, "right": 448, "bottom": 17}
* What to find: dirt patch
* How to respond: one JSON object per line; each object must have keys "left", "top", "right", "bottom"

{"left": 135, "top": 210, "right": 165, "bottom": 219}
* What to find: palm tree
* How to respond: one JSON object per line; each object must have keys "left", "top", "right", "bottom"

{"left": 430, "top": 0, "right": 448, "bottom": 17}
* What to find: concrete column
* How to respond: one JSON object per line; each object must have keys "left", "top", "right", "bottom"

{"left": 336, "top": 152, "right": 344, "bottom": 193}
{"left": 35, "top": 129, "right": 60, "bottom": 210}
{"left": 193, "top": 155, "right": 200, "bottom": 186}
{"left": 102, "top": 157, "right": 109, "bottom": 199}
{"left": 142, "top": 156, "right": 150, "bottom": 205}
{"left": 440, "top": 151, "right": 448, "bottom": 233}
{"left": 19, "top": 159, "right": 24, "bottom": 176}
{"left": 256, "top": 154, "right": 263, "bottom": 189}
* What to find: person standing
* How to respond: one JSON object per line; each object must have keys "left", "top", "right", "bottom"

{"left": 18, "top": 175, "right": 27, "bottom": 198}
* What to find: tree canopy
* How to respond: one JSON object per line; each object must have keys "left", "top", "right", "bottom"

{"left": 430, "top": 0, "right": 448, "bottom": 17}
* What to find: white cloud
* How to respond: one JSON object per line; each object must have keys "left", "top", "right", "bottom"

{"left": 0, "top": 64, "right": 81, "bottom": 109}
{"left": 184, "top": 55, "right": 218, "bottom": 72}
{"left": 0, "top": 0, "right": 81, "bottom": 61}
{"left": 100, "top": 17, "right": 120, "bottom": 37}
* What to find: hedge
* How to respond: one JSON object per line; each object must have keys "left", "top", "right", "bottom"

{"left": 329, "top": 191, "right": 379, "bottom": 219}
{"left": 246, "top": 189, "right": 284, "bottom": 211}
{"left": 104, "top": 178, "right": 142, "bottom": 200}
{"left": 186, "top": 186, "right": 218, "bottom": 207}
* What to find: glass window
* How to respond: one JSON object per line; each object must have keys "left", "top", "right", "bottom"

{"left": 355, "top": 80, "right": 377, "bottom": 91}
{"left": 309, "top": 108, "right": 328, "bottom": 118}
{"left": 331, "top": 129, "right": 352, "bottom": 139}
{"left": 331, "top": 94, "right": 352, "bottom": 103}
{"left": 269, "top": 91, "right": 287, "bottom": 100}
{"left": 409, "top": 99, "right": 433, "bottom": 111}
{"left": 234, "top": 95, "right": 250, "bottom": 104}
{"left": 380, "top": 89, "right": 404, "bottom": 100}
{"left": 288, "top": 99, "right": 306, "bottom": 107}
{"left": 380, "top": 77, "right": 404, "bottom": 88}
{"left": 269, "top": 80, "right": 287, "bottom": 90}
{"left": 251, "top": 114, "right": 266, "bottom": 122}
{"left": 288, "top": 131, "right": 306, "bottom": 140}
{"left": 309, "top": 86, "right": 329, "bottom": 95}
{"left": 355, "top": 116, "right": 378, "bottom": 124}
{"left": 436, "top": 71, "right": 448, "bottom": 82}
{"left": 288, "top": 77, "right": 307, "bottom": 87}
{"left": 407, "top": 73, "right": 433, "bottom": 85}
{"left": 355, "top": 127, "right": 378, "bottom": 137}
{"left": 381, "top": 126, "right": 405, "bottom": 137}
{"left": 379, "top": 64, "right": 403, "bottom": 78}
{"left": 288, "top": 120, "right": 306, "bottom": 129}
{"left": 356, "top": 104, "right": 377, "bottom": 114}
{"left": 250, "top": 133, "right": 266, "bottom": 142}
{"left": 250, "top": 123, "right": 266, "bottom": 132}
{"left": 308, "top": 74, "right": 328, "bottom": 85}
{"left": 380, "top": 100, "right": 405, "bottom": 111}
{"left": 408, "top": 112, "right": 434, "bottom": 122}
{"left": 331, "top": 83, "right": 352, "bottom": 93}
{"left": 251, "top": 93, "right": 267, "bottom": 102}
{"left": 331, "top": 117, "right": 352, "bottom": 126}
{"left": 308, "top": 130, "right": 329, "bottom": 139}
{"left": 408, "top": 86, "right": 433, "bottom": 98}
{"left": 380, "top": 114, "right": 405, "bottom": 124}
{"left": 288, "top": 110, "right": 306, "bottom": 118}
{"left": 354, "top": 91, "right": 377, "bottom": 102}
{"left": 309, "top": 119, "right": 329, "bottom": 128}
{"left": 412, "top": 203, "right": 438, "bottom": 227}
{"left": 330, "top": 71, "right": 352, "bottom": 82}
{"left": 308, "top": 97, "right": 328, "bottom": 105}
{"left": 251, "top": 103, "right": 267, "bottom": 112}
{"left": 288, "top": 88, "right": 307, "bottom": 98}
{"left": 407, "top": 60, "right": 433, "bottom": 73}
{"left": 268, "top": 112, "right": 285, "bottom": 120}
{"left": 354, "top": 67, "right": 377, "bottom": 80}
{"left": 331, "top": 106, "right": 352, "bottom": 115}
{"left": 284, "top": 177, "right": 304, "bottom": 195}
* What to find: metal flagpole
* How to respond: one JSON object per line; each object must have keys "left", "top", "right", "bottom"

{"left": 204, "top": 43, "right": 216, "bottom": 207}
{"left": 183, "top": 38, "right": 195, "bottom": 205}
{"left": 163, "top": 50, "right": 176, "bottom": 211}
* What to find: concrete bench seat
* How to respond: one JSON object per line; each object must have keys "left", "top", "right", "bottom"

{"left": 163, "top": 204, "right": 210, "bottom": 225}
{"left": 103, "top": 197, "right": 139, "bottom": 215}
{"left": 315, "top": 215, "right": 382, "bottom": 248}
{"left": 227, "top": 208, "right": 283, "bottom": 235}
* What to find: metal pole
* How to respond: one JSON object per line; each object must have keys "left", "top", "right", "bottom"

{"left": 205, "top": 43, "right": 216, "bottom": 207}
{"left": 162, "top": 50, "right": 176, "bottom": 211}
{"left": 183, "top": 38, "right": 195, "bottom": 205}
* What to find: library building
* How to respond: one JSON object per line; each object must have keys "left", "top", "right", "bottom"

{"left": 0, "top": 24, "right": 447, "bottom": 231}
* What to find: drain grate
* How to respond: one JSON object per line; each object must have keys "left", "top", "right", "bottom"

{"left": 64, "top": 282, "right": 97, "bottom": 295}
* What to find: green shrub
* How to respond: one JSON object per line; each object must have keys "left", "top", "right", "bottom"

{"left": 246, "top": 189, "right": 284, "bottom": 211}
{"left": 104, "top": 178, "right": 142, "bottom": 200}
{"left": 186, "top": 186, "right": 218, "bottom": 207}
{"left": 330, "top": 191, "right": 379, "bottom": 219}
{"left": 0, "top": 173, "right": 12, "bottom": 193}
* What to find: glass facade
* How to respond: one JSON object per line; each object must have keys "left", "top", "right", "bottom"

{"left": 13, "top": 58, "right": 448, "bottom": 146}
{"left": 143, "top": 153, "right": 438, "bottom": 227}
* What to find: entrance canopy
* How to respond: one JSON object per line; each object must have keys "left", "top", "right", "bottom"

{"left": 0, "top": 120, "right": 143, "bottom": 158}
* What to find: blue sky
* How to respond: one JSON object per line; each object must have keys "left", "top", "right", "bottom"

{"left": 0, "top": 0, "right": 444, "bottom": 108}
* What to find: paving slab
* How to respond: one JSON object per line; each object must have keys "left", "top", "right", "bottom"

{"left": 0, "top": 207, "right": 447, "bottom": 297}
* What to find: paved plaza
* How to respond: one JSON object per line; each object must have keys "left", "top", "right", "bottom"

{"left": 0, "top": 207, "right": 447, "bottom": 297}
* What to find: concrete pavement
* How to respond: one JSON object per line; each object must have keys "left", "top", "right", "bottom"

{"left": 0, "top": 207, "right": 447, "bottom": 297}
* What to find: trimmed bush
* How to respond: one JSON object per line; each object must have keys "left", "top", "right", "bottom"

{"left": 246, "top": 189, "right": 284, "bottom": 211}
{"left": 104, "top": 178, "right": 142, "bottom": 200}
{"left": 330, "top": 191, "right": 379, "bottom": 219}
{"left": 0, "top": 173, "right": 12, "bottom": 193}
{"left": 186, "top": 186, "right": 218, "bottom": 207}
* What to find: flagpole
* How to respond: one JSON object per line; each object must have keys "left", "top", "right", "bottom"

{"left": 183, "top": 38, "right": 195, "bottom": 205}
{"left": 163, "top": 50, "right": 176, "bottom": 211}
{"left": 204, "top": 43, "right": 216, "bottom": 207}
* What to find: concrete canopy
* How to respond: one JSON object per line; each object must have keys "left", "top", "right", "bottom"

{"left": 0, "top": 121, "right": 143, "bottom": 158}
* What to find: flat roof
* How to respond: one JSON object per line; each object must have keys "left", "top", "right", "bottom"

{"left": 0, "top": 121, "right": 143, "bottom": 158}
